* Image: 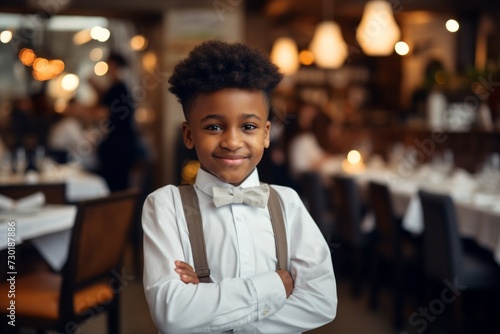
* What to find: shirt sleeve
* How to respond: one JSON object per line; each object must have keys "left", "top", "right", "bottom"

{"left": 142, "top": 187, "right": 287, "bottom": 334}
{"left": 236, "top": 187, "right": 338, "bottom": 334}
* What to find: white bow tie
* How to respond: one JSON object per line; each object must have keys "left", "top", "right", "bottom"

{"left": 212, "top": 184, "right": 270, "bottom": 208}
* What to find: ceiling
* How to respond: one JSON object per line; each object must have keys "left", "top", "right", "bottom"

{"left": 1, "top": 0, "right": 500, "bottom": 19}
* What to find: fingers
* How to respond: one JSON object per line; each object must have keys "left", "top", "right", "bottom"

{"left": 175, "top": 260, "right": 195, "bottom": 272}
{"left": 174, "top": 260, "right": 200, "bottom": 284}
{"left": 276, "top": 269, "right": 294, "bottom": 298}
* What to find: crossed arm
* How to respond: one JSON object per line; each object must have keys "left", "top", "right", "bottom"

{"left": 174, "top": 260, "right": 295, "bottom": 297}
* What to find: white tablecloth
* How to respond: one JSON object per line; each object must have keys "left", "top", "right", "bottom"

{"left": 351, "top": 167, "right": 500, "bottom": 265}
{"left": 0, "top": 205, "right": 77, "bottom": 270}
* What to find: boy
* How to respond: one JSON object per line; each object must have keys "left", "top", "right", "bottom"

{"left": 142, "top": 40, "right": 337, "bottom": 334}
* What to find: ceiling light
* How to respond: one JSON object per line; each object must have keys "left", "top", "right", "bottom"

{"left": 309, "top": 21, "right": 348, "bottom": 69}
{"left": 356, "top": 1, "right": 401, "bottom": 56}
{"left": 308, "top": 0, "right": 347, "bottom": 69}
{"left": 270, "top": 37, "right": 300, "bottom": 75}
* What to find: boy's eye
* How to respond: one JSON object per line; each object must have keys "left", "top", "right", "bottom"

{"left": 205, "top": 124, "right": 223, "bottom": 131}
{"left": 242, "top": 124, "right": 257, "bottom": 131}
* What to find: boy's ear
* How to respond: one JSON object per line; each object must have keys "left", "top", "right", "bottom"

{"left": 264, "top": 120, "right": 271, "bottom": 149}
{"left": 181, "top": 122, "right": 194, "bottom": 149}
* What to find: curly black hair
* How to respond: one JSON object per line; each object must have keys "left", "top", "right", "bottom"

{"left": 168, "top": 40, "right": 283, "bottom": 118}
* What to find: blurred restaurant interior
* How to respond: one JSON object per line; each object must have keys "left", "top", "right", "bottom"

{"left": 1, "top": 0, "right": 500, "bottom": 333}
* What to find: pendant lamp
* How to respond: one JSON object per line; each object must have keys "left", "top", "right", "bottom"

{"left": 356, "top": 0, "right": 401, "bottom": 56}
{"left": 309, "top": 21, "right": 348, "bottom": 69}
{"left": 270, "top": 37, "right": 300, "bottom": 75}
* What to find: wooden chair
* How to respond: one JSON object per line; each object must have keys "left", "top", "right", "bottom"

{"left": 0, "top": 189, "right": 139, "bottom": 333}
{"left": 368, "top": 181, "right": 420, "bottom": 329}
{"left": 0, "top": 183, "right": 66, "bottom": 204}
{"left": 418, "top": 190, "right": 500, "bottom": 333}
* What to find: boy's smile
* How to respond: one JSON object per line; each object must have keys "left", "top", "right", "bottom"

{"left": 182, "top": 88, "right": 271, "bottom": 186}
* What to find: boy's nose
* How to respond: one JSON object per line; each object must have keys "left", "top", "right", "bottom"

{"left": 220, "top": 129, "right": 242, "bottom": 150}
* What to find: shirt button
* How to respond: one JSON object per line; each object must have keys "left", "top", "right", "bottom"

{"left": 245, "top": 258, "right": 252, "bottom": 264}
{"left": 236, "top": 215, "right": 245, "bottom": 222}
{"left": 262, "top": 306, "right": 270, "bottom": 316}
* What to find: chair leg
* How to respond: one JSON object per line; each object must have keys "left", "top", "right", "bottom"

{"left": 350, "top": 248, "right": 363, "bottom": 297}
{"left": 450, "top": 294, "right": 463, "bottom": 334}
{"left": 107, "top": 297, "right": 120, "bottom": 334}
{"left": 369, "top": 254, "right": 380, "bottom": 309}
{"left": 393, "top": 263, "right": 404, "bottom": 330}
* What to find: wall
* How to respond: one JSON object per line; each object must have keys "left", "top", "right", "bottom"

{"left": 160, "top": 3, "right": 244, "bottom": 186}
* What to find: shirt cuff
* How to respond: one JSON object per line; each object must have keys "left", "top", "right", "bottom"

{"left": 249, "top": 271, "right": 286, "bottom": 320}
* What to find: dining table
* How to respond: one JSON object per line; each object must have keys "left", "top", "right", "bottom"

{"left": 0, "top": 205, "right": 77, "bottom": 271}
{"left": 0, "top": 162, "right": 109, "bottom": 202}
{"left": 0, "top": 163, "right": 110, "bottom": 271}
{"left": 312, "top": 151, "right": 500, "bottom": 266}
{"left": 349, "top": 162, "right": 500, "bottom": 265}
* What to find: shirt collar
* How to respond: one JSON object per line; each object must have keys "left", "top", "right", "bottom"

{"left": 194, "top": 168, "right": 261, "bottom": 198}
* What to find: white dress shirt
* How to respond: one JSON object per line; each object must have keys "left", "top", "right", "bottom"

{"left": 142, "top": 168, "right": 337, "bottom": 334}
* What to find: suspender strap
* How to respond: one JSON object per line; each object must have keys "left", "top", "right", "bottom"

{"left": 178, "top": 185, "right": 212, "bottom": 283}
{"left": 178, "top": 184, "right": 288, "bottom": 283}
{"left": 267, "top": 186, "right": 288, "bottom": 270}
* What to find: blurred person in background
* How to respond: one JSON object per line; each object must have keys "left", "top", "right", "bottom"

{"left": 87, "top": 52, "right": 140, "bottom": 191}
{"left": 287, "top": 102, "right": 341, "bottom": 179}
{"left": 47, "top": 98, "right": 98, "bottom": 170}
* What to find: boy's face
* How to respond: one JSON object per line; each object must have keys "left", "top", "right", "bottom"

{"left": 182, "top": 88, "right": 271, "bottom": 186}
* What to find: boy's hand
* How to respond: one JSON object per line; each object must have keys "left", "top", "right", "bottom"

{"left": 174, "top": 260, "right": 200, "bottom": 284}
{"left": 276, "top": 269, "right": 294, "bottom": 298}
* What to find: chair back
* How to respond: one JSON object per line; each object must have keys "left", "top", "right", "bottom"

{"left": 299, "top": 172, "right": 332, "bottom": 237}
{"left": 0, "top": 183, "right": 66, "bottom": 204}
{"left": 418, "top": 190, "right": 462, "bottom": 282}
{"left": 368, "top": 181, "right": 400, "bottom": 258}
{"left": 331, "top": 175, "right": 364, "bottom": 245}
{"left": 60, "top": 189, "right": 139, "bottom": 317}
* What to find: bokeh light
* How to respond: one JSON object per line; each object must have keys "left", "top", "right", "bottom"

{"left": 90, "top": 26, "right": 110, "bottom": 42}
{"left": 0, "top": 30, "right": 13, "bottom": 43}
{"left": 130, "top": 35, "right": 147, "bottom": 51}
{"left": 446, "top": 19, "right": 459, "bottom": 33}
{"left": 395, "top": 41, "right": 410, "bottom": 56}
{"left": 61, "top": 73, "right": 80, "bottom": 92}
{"left": 89, "top": 48, "right": 103, "bottom": 61}
{"left": 19, "top": 48, "right": 36, "bottom": 66}
{"left": 94, "top": 61, "right": 109, "bottom": 76}
{"left": 347, "top": 150, "right": 362, "bottom": 164}
{"left": 299, "top": 50, "right": 315, "bottom": 66}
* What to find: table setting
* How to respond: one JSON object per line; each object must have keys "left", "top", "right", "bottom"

{"left": 0, "top": 148, "right": 109, "bottom": 202}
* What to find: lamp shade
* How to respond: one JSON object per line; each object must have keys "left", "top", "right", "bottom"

{"left": 356, "top": 0, "right": 400, "bottom": 56}
{"left": 270, "top": 37, "right": 300, "bottom": 75}
{"left": 309, "top": 21, "right": 347, "bottom": 69}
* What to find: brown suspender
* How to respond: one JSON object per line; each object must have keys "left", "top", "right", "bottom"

{"left": 267, "top": 187, "right": 288, "bottom": 270}
{"left": 178, "top": 185, "right": 211, "bottom": 283}
{"left": 178, "top": 184, "right": 287, "bottom": 283}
